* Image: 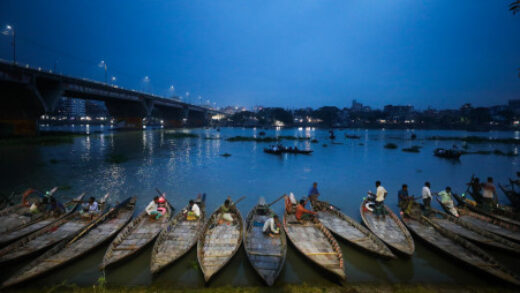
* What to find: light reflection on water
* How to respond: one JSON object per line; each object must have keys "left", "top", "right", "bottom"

{"left": 0, "top": 127, "right": 519, "bottom": 288}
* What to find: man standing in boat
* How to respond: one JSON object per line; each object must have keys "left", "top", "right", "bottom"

{"left": 308, "top": 182, "right": 320, "bottom": 201}
{"left": 422, "top": 182, "right": 432, "bottom": 215}
{"left": 398, "top": 184, "right": 412, "bottom": 215}
{"left": 373, "top": 181, "right": 387, "bottom": 219}
{"left": 437, "top": 187, "right": 459, "bottom": 217}
{"left": 263, "top": 214, "right": 280, "bottom": 238}
{"left": 482, "top": 177, "right": 497, "bottom": 211}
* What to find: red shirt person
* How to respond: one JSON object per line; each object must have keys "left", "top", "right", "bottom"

{"left": 295, "top": 199, "right": 317, "bottom": 221}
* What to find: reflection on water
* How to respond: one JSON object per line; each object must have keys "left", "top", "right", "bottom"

{"left": 0, "top": 127, "right": 519, "bottom": 288}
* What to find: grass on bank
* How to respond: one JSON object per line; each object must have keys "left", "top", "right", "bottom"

{"left": 461, "top": 149, "right": 518, "bottom": 157}
{"left": 21, "top": 283, "right": 519, "bottom": 293}
{"left": 0, "top": 132, "right": 88, "bottom": 146}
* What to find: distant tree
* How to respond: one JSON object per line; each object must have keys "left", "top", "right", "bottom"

{"left": 257, "top": 108, "right": 293, "bottom": 125}
{"left": 313, "top": 106, "right": 340, "bottom": 126}
{"left": 230, "top": 111, "right": 255, "bottom": 124}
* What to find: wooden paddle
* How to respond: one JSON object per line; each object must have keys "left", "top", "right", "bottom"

{"left": 267, "top": 194, "right": 285, "bottom": 207}
{"left": 231, "top": 196, "right": 245, "bottom": 206}
{"left": 154, "top": 187, "right": 175, "bottom": 212}
{"left": 69, "top": 205, "right": 115, "bottom": 244}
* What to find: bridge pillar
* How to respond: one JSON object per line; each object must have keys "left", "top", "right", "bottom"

{"left": 105, "top": 98, "right": 151, "bottom": 130}
{"left": 151, "top": 105, "right": 186, "bottom": 128}
{"left": 31, "top": 79, "right": 64, "bottom": 113}
{"left": 186, "top": 109, "right": 208, "bottom": 127}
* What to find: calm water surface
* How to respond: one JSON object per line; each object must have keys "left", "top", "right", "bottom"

{"left": 1, "top": 127, "right": 519, "bottom": 288}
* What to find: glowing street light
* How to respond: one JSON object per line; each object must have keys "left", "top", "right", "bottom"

{"left": 2, "top": 25, "right": 16, "bottom": 64}
{"left": 98, "top": 60, "right": 108, "bottom": 83}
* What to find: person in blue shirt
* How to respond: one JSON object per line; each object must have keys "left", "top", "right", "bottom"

{"left": 308, "top": 182, "right": 320, "bottom": 200}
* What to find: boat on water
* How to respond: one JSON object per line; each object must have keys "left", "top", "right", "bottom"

{"left": 283, "top": 210, "right": 346, "bottom": 280}
{"left": 433, "top": 148, "right": 462, "bottom": 159}
{"left": 310, "top": 198, "right": 395, "bottom": 258}
{"left": 2, "top": 197, "right": 136, "bottom": 288}
{"left": 0, "top": 194, "right": 109, "bottom": 264}
{"left": 432, "top": 199, "right": 520, "bottom": 254}
{"left": 344, "top": 134, "right": 361, "bottom": 139}
{"left": 100, "top": 196, "right": 173, "bottom": 270}
{"left": 499, "top": 183, "right": 520, "bottom": 209}
{"left": 0, "top": 193, "right": 85, "bottom": 246}
{"left": 453, "top": 193, "right": 520, "bottom": 227}
{"left": 197, "top": 197, "right": 244, "bottom": 282}
{"left": 243, "top": 202, "right": 287, "bottom": 286}
{"left": 360, "top": 199, "right": 414, "bottom": 256}
{"left": 264, "top": 147, "right": 313, "bottom": 155}
{"left": 150, "top": 196, "right": 206, "bottom": 274}
{"left": 442, "top": 195, "right": 520, "bottom": 242}
{"left": 402, "top": 203, "right": 520, "bottom": 286}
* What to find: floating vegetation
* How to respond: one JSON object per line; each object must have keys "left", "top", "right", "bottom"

{"left": 105, "top": 153, "right": 129, "bottom": 164}
{"left": 345, "top": 135, "right": 361, "bottom": 139}
{"left": 49, "top": 159, "right": 60, "bottom": 164}
{"left": 0, "top": 133, "right": 85, "bottom": 146}
{"left": 359, "top": 143, "right": 364, "bottom": 146}
{"left": 226, "top": 135, "right": 309, "bottom": 142}
{"left": 164, "top": 132, "right": 199, "bottom": 139}
{"left": 402, "top": 146, "right": 421, "bottom": 153}
{"left": 331, "top": 142, "right": 344, "bottom": 145}
{"left": 311, "top": 139, "right": 319, "bottom": 143}
{"left": 384, "top": 143, "right": 398, "bottom": 149}
{"left": 322, "top": 144, "right": 328, "bottom": 147}
{"left": 461, "top": 149, "right": 518, "bottom": 157}
{"left": 220, "top": 153, "right": 232, "bottom": 157}
{"left": 204, "top": 136, "right": 221, "bottom": 140}
{"left": 427, "top": 136, "right": 520, "bottom": 144}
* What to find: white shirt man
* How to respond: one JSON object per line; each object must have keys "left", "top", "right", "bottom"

{"left": 376, "top": 185, "right": 387, "bottom": 202}
{"left": 422, "top": 185, "right": 432, "bottom": 200}
{"left": 262, "top": 217, "right": 280, "bottom": 234}
{"left": 191, "top": 203, "right": 201, "bottom": 218}
{"left": 146, "top": 199, "right": 158, "bottom": 215}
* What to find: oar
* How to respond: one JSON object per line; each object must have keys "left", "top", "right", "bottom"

{"left": 231, "top": 196, "right": 246, "bottom": 206}
{"left": 69, "top": 206, "right": 116, "bottom": 244}
{"left": 155, "top": 187, "right": 175, "bottom": 212}
{"left": 267, "top": 194, "right": 285, "bottom": 207}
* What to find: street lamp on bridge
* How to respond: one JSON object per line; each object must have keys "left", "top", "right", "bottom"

{"left": 2, "top": 25, "right": 16, "bottom": 64}
{"left": 98, "top": 60, "right": 108, "bottom": 83}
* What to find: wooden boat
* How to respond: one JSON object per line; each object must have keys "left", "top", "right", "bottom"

{"left": 453, "top": 193, "right": 520, "bottom": 227}
{"left": 499, "top": 183, "right": 520, "bottom": 209}
{"left": 402, "top": 203, "right": 520, "bottom": 285}
{"left": 100, "top": 198, "right": 173, "bottom": 269}
{"left": 433, "top": 148, "right": 462, "bottom": 159}
{"left": 0, "top": 194, "right": 85, "bottom": 246}
{"left": 0, "top": 194, "right": 109, "bottom": 264}
{"left": 431, "top": 200, "right": 520, "bottom": 253}
{"left": 243, "top": 204, "right": 287, "bottom": 286}
{"left": 150, "top": 198, "right": 206, "bottom": 274}
{"left": 360, "top": 199, "right": 414, "bottom": 256}
{"left": 465, "top": 187, "right": 520, "bottom": 221}
{"left": 311, "top": 199, "right": 395, "bottom": 258}
{"left": 263, "top": 148, "right": 313, "bottom": 155}
{"left": 283, "top": 210, "right": 346, "bottom": 280}
{"left": 1, "top": 197, "right": 136, "bottom": 288}
{"left": 197, "top": 200, "right": 243, "bottom": 282}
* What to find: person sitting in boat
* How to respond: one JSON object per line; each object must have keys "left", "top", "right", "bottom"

{"left": 422, "top": 182, "right": 432, "bottom": 215}
{"left": 80, "top": 197, "right": 99, "bottom": 218}
{"left": 284, "top": 193, "right": 297, "bottom": 214}
{"left": 308, "top": 182, "right": 320, "bottom": 200}
{"left": 156, "top": 194, "right": 167, "bottom": 218}
{"left": 437, "top": 187, "right": 459, "bottom": 217}
{"left": 398, "top": 184, "right": 413, "bottom": 215}
{"left": 263, "top": 215, "right": 280, "bottom": 238}
{"left": 186, "top": 199, "right": 201, "bottom": 220}
{"left": 482, "top": 177, "right": 497, "bottom": 212}
{"left": 48, "top": 196, "right": 66, "bottom": 216}
{"left": 467, "top": 177, "right": 482, "bottom": 203}
{"left": 295, "top": 199, "right": 317, "bottom": 222}
{"left": 218, "top": 198, "right": 235, "bottom": 225}
{"left": 146, "top": 196, "right": 163, "bottom": 220}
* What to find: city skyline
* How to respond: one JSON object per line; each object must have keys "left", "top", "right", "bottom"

{"left": 1, "top": 1, "right": 519, "bottom": 109}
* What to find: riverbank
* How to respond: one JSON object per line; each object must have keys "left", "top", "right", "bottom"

{"left": 14, "top": 283, "right": 517, "bottom": 293}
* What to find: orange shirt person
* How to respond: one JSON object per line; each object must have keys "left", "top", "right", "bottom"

{"left": 295, "top": 199, "right": 317, "bottom": 221}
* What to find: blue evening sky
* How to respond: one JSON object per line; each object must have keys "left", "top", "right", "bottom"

{"left": 1, "top": 0, "right": 519, "bottom": 109}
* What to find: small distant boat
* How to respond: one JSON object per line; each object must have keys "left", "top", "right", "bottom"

{"left": 360, "top": 199, "right": 414, "bottom": 256}
{"left": 402, "top": 203, "right": 520, "bottom": 285}
{"left": 344, "top": 134, "right": 361, "bottom": 139}
{"left": 1, "top": 197, "right": 136, "bottom": 288}
{"left": 243, "top": 203, "right": 287, "bottom": 286}
{"left": 100, "top": 198, "right": 173, "bottom": 269}
{"left": 263, "top": 147, "right": 313, "bottom": 155}
{"left": 499, "top": 183, "right": 520, "bottom": 209}
{"left": 433, "top": 148, "right": 462, "bottom": 159}
{"left": 0, "top": 194, "right": 109, "bottom": 264}
{"left": 311, "top": 199, "right": 395, "bottom": 258}
{"left": 283, "top": 210, "right": 346, "bottom": 280}
{"left": 150, "top": 197, "right": 206, "bottom": 274}
{"left": 0, "top": 193, "right": 85, "bottom": 246}
{"left": 197, "top": 198, "right": 243, "bottom": 282}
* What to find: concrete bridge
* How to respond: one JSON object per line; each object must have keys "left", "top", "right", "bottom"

{"left": 0, "top": 61, "right": 222, "bottom": 136}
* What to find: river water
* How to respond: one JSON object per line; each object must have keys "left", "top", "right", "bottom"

{"left": 1, "top": 127, "right": 519, "bottom": 289}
